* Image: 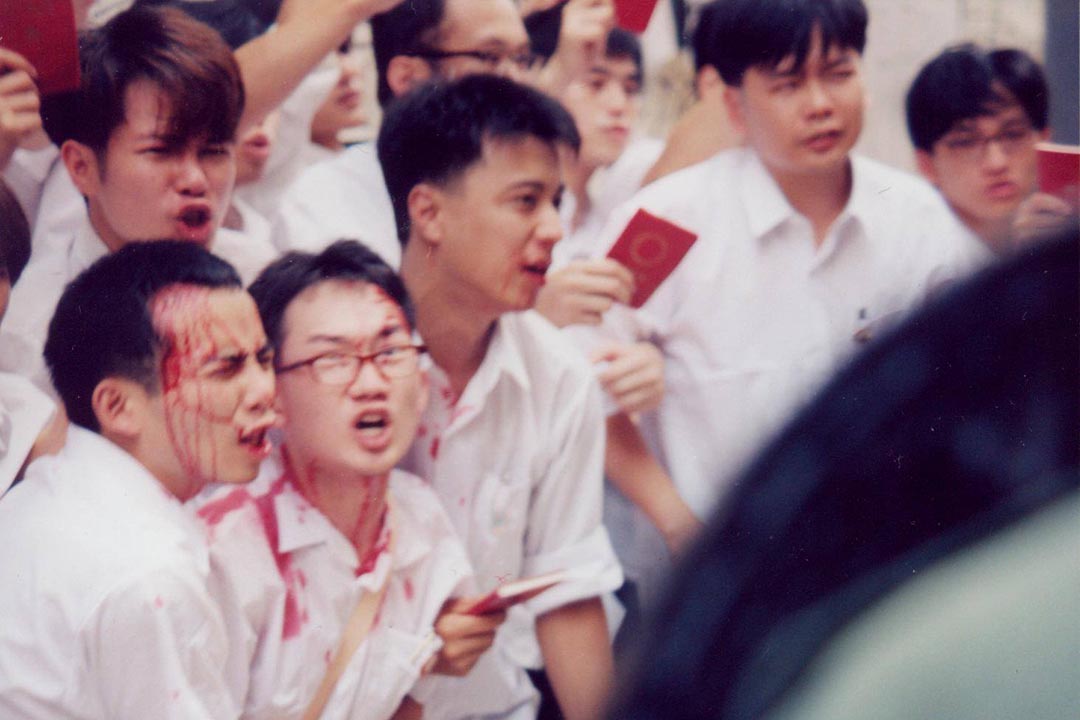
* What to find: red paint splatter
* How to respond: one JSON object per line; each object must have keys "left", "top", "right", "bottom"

{"left": 196, "top": 487, "right": 251, "bottom": 527}
{"left": 429, "top": 437, "right": 440, "bottom": 460}
{"left": 449, "top": 404, "right": 474, "bottom": 424}
{"left": 252, "top": 474, "right": 306, "bottom": 639}
{"left": 404, "top": 577, "right": 415, "bottom": 601}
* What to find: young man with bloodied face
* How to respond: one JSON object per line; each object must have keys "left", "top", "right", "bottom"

{"left": 377, "top": 75, "right": 623, "bottom": 720}
{"left": 0, "top": 241, "right": 276, "bottom": 718}
{"left": 194, "top": 241, "right": 500, "bottom": 720}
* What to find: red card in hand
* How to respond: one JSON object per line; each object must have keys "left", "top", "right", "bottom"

{"left": 1037, "top": 143, "right": 1080, "bottom": 207}
{"left": 0, "top": 0, "right": 81, "bottom": 96}
{"left": 465, "top": 570, "right": 568, "bottom": 615}
{"left": 606, "top": 208, "right": 697, "bottom": 308}
{"left": 613, "top": 0, "right": 660, "bottom": 33}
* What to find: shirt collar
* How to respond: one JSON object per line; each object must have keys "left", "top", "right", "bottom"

{"left": 270, "top": 456, "right": 428, "bottom": 575}
{"left": 64, "top": 425, "right": 210, "bottom": 567}
{"left": 738, "top": 149, "right": 800, "bottom": 241}
{"left": 451, "top": 314, "right": 531, "bottom": 415}
{"left": 70, "top": 216, "right": 109, "bottom": 275}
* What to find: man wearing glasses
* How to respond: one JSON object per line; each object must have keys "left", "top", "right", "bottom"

{"left": 907, "top": 44, "right": 1073, "bottom": 257}
{"left": 272, "top": 0, "right": 614, "bottom": 264}
{"left": 195, "top": 241, "right": 504, "bottom": 720}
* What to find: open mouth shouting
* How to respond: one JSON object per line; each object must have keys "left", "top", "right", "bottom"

{"left": 176, "top": 205, "right": 215, "bottom": 243}
{"left": 354, "top": 408, "right": 393, "bottom": 452}
{"left": 237, "top": 421, "right": 274, "bottom": 460}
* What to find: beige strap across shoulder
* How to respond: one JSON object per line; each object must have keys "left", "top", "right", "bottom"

{"left": 302, "top": 499, "right": 398, "bottom": 720}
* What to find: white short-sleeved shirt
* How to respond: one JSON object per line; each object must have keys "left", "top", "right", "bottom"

{"left": 0, "top": 425, "right": 236, "bottom": 719}
{"left": 0, "top": 215, "right": 277, "bottom": 393}
{"left": 193, "top": 454, "right": 472, "bottom": 720}
{"left": 577, "top": 147, "right": 984, "bottom": 520}
{"left": 0, "top": 371, "right": 57, "bottom": 495}
{"left": 400, "top": 310, "right": 624, "bottom": 720}
{"left": 2, "top": 144, "right": 59, "bottom": 225}
{"left": 270, "top": 143, "right": 401, "bottom": 268}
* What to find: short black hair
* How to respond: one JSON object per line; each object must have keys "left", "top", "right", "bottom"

{"left": 371, "top": 0, "right": 447, "bottom": 108}
{"left": 40, "top": 5, "right": 245, "bottom": 154}
{"left": 248, "top": 240, "right": 415, "bottom": 354}
{"left": 906, "top": 44, "right": 1049, "bottom": 152}
{"left": 44, "top": 241, "right": 242, "bottom": 432}
{"left": 377, "top": 74, "right": 580, "bottom": 246}
{"left": 693, "top": 0, "right": 868, "bottom": 85}
{"left": 135, "top": 0, "right": 271, "bottom": 50}
{"left": 0, "top": 179, "right": 31, "bottom": 286}
{"left": 525, "top": 3, "right": 643, "bottom": 74}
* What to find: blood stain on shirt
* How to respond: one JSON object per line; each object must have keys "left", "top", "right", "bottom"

{"left": 429, "top": 437, "right": 440, "bottom": 460}
{"left": 154, "top": 595, "right": 165, "bottom": 609}
{"left": 404, "top": 577, "right": 415, "bottom": 601}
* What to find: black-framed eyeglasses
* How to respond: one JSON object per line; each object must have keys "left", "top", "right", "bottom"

{"left": 410, "top": 47, "right": 540, "bottom": 73}
{"left": 275, "top": 343, "right": 427, "bottom": 385}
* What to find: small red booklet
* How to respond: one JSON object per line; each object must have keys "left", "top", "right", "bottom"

{"left": 614, "top": 0, "right": 660, "bottom": 33}
{"left": 0, "top": 0, "right": 81, "bottom": 96}
{"left": 606, "top": 208, "right": 698, "bottom": 308}
{"left": 466, "top": 570, "right": 568, "bottom": 615}
{"left": 1037, "top": 143, "right": 1080, "bottom": 207}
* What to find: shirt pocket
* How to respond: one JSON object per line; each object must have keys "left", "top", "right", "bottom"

{"left": 471, "top": 472, "right": 531, "bottom": 590}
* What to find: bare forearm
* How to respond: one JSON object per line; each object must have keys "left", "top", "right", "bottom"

{"left": 605, "top": 413, "right": 701, "bottom": 552}
{"left": 536, "top": 598, "right": 613, "bottom": 720}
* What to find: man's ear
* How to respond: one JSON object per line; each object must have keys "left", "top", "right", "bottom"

{"left": 91, "top": 377, "right": 148, "bottom": 441}
{"left": 60, "top": 139, "right": 103, "bottom": 198}
{"left": 695, "top": 65, "right": 724, "bottom": 103}
{"left": 722, "top": 84, "right": 747, "bottom": 136}
{"left": 407, "top": 182, "right": 445, "bottom": 249}
{"left": 915, "top": 150, "right": 940, "bottom": 187}
{"left": 386, "top": 55, "right": 434, "bottom": 99}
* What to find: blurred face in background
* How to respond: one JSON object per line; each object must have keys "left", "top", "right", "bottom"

{"left": 561, "top": 52, "right": 643, "bottom": 172}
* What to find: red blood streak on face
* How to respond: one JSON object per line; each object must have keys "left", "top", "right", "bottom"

{"left": 151, "top": 284, "right": 254, "bottom": 490}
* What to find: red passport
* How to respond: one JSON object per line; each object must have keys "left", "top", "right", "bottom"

{"left": 466, "top": 570, "right": 567, "bottom": 615}
{"left": 614, "top": 0, "right": 660, "bottom": 33}
{"left": 1037, "top": 143, "right": 1080, "bottom": 207}
{"left": 0, "top": 0, "right": 81, "bottom": 96}
{"left": 607, "top": 208, "right": 697, "bottom": 308}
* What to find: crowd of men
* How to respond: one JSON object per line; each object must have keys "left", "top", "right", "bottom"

{"left": 0, "top": 0, "right": 1074, "bottom": 718}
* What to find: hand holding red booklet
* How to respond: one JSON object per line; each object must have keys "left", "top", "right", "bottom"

{"left": 466, "top": 570, "right": 568, "bottom": 615}
{"left": 1037, "top": 143, "right": 1080, "bottom": 208}
{"left": 606, "top": 208, "right": 698, "bottom": 308}
{"left": 614, "top": 0, "right": 660, "bottom": 33}
{"left": 0, "top": 0, "right": 81, "bottom": 95}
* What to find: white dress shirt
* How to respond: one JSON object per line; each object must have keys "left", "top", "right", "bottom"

{"left": 0, "top": 371, "right": 57, "bottom": 495}
{"left": 580, "top": 147, "right": 982, "bottom": 520}
{"left": 0, "top": 426, "right": 236, "bottom": 719}
{"left": 400, "top": 310, "right": 624, "bottom": 720}
{"left": 0, "top": 215, "right": 277, "bottom": 393}
{"left": 194, "top": 454, "right": 472, "bottom": 720}
{"left": 270, "top": 143, "right": 401, "bottom": 268}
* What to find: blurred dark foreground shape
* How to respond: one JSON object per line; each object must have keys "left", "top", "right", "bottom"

{"left": 610, "top": 224, "right": 1080, "bottom": 720}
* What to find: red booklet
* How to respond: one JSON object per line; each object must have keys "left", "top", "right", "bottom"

{"left": 466, "top": 570, "right": 568, "bottom": 615}
{"left": 0, "top": 0, "right": 81, "bottom": 96}
{"left": 614, "top": 0, "right": 660, "bottom": 33}
{"left": 1037, "top": 143, "right": 1080, "bottom": 207}
{"left": 606, "top": 208, "right": 698, "bottom": 308}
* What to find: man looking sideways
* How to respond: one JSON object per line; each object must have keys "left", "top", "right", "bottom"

{"left": 378, "top": 75, "right": 623, "bottom": 720}
{"left": 0, "top": 241, "right": 276, "bottom": 718}
{"left": 196, "top": 241, "right": 502, "bottom": 720}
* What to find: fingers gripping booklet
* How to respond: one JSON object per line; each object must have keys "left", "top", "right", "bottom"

{"left": 465, "top": 570, "right": 570, "bottom": 616}
{"left": 0, "top": 0, "right": 81, "bottom": 95}
{"left": 606, "top": 208, "right": 698, "bottom": 308}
